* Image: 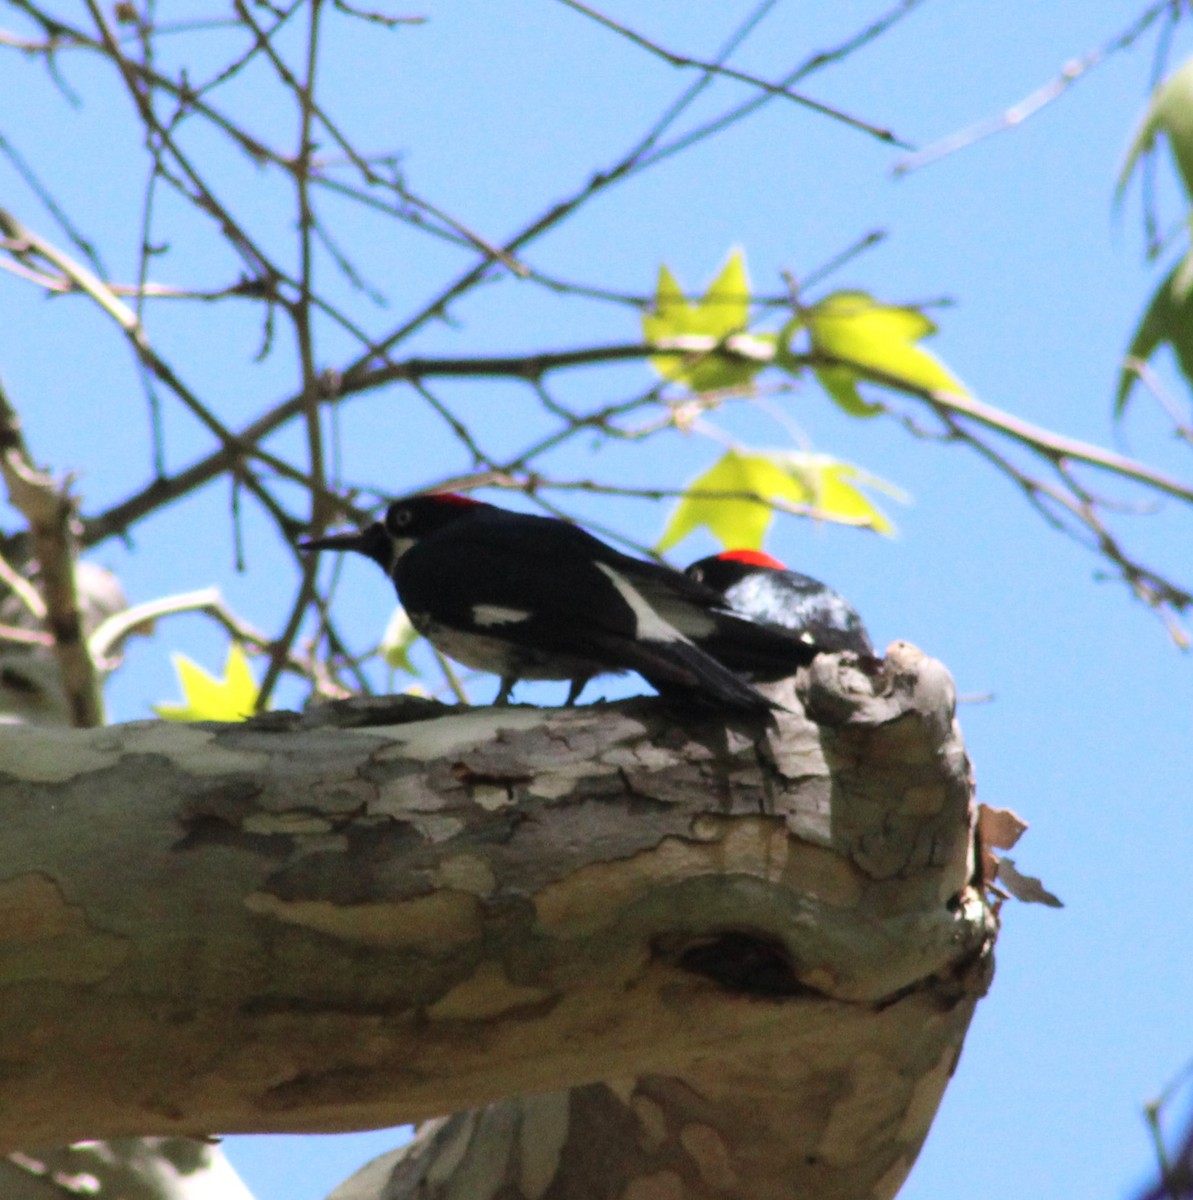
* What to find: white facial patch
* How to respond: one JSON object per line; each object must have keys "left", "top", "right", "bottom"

{"left": 471, "top": 604, "right": 533, "bottom": 627}
{"left": 595, "top": 563, "right": 686, "bottom": 643}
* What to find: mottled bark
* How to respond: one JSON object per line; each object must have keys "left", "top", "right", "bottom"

{"left": 330, "top": 980, "right": 980, "bottom": 1200}
{"left": 0, "top": 643, "right": 994, "bottom": 1199}
{"left": 0, "top": 1138, "right": 253, "bottom": 1200}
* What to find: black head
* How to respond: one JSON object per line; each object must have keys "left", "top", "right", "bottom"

{"left": 380, "top": 492, "right": 487, "bottom": 542}
{"left": 299, "top": 492, "right": 488, "bottom": 573}
{"left": 685, "top": 550, "right": 787, "bottom": 593}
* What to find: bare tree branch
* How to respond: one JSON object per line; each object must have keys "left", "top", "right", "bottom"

{"left": 894, "top": 0, "right": 1176, "bottom": 175}
{"left": 0, "top": 381, "right": 100, "bottom": 728}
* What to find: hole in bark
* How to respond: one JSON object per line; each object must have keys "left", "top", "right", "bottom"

{"left": 657, "top": 930, "right": 813, "bottom": 997}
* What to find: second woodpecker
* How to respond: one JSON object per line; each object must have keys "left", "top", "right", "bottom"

{"left": 301, "top": 494, "right": 805, "bottom": 711}
{"left": 685, "top": 549, "right": 875, "bottom": 680}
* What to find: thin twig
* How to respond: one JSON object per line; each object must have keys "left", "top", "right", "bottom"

{"left": 894, "top": 1, "right": 1174, "bottom": 175}
{"left": 558, "top": 0, "right": 910, "bottom": 147}
{"left": 87, "top": 586, "right": 318, "bottom": 683}
{"left": 256, "top": 0, "right": 327, "bottom": 713}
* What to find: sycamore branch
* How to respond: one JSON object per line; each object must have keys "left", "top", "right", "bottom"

{"left": 0, "top": 649, "right": 995, "bottom": 1200}
{"left": 59, "top": 333, "right": 1193, "bottom": 619}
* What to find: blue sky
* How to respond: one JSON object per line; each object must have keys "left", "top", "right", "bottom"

{"left": 2, "top": 2, "right": 1192, "bottom": 1197}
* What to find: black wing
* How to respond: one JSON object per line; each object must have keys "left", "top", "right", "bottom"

{"left": 397, "top": 514, "right": 772, "bottom": 710}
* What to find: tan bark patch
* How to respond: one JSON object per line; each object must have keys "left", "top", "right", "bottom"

{"left": 244, "top": 888, "right": 483, "bottom": 948}
{"left": 0, "top": 871, "right": 128, "bottom": 981}
{"left": 428, "top": 962, "right": 554, "bottom": 1021}
{"left": 621, "top": 1170, "right": 684, "bottom": 1200}
{"left": 679, "top": 1121, "right": 737, "bottom": 1191}
{"left": 534, "top": 838, "right": 713, "bottom": 936}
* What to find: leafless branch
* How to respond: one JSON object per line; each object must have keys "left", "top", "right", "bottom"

{"left": 556, "top": 0, "right": 911, "bottom": 147}
{"left": 0, "top": 380, "right": 101, "bottom": 727}
{"left": 893, "top": 0, "right": 1176, "bottom": 175}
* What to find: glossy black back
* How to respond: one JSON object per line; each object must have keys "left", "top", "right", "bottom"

{"left": 686, "top": 555, "right": 873, "bottom": 657}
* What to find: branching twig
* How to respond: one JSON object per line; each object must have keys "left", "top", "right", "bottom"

{"left": 86, "top": 585, "right": 321, "bottom": 685}
{"left": 71, "top": 333, "right": 1193, "bottom": 612}
{"left": 0, "top": 381, "right": 101, "bottom": 727}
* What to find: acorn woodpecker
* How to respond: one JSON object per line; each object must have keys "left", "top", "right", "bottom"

{"left": 299, "top": 494, "right": 790, "bottom": 712}
{"left": 684, "top": 549, "right": 874, "bottom": 680}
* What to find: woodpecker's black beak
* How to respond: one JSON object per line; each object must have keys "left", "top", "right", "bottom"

{"left": 299, "top": 522, "right": 394, "bottom": 571}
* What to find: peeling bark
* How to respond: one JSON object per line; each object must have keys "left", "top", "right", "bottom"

{"left": 0, "top": 1138, "right": 253, "bottom": 1200}
{"left": 0, "top": 643, "right": 995, "bottom": 1199}
{"left": 329, "top": 981, "right": 981, "bottom": 1200}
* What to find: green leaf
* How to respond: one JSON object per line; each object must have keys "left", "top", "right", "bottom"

{"left": 380, "top": 605, "right": 421, "bottom": 673}
{"left": 816, "top": 364, "right": 887, "bottom": 418}
{"left": 154, "top": 643, "right": 260, "bottom": 722}
{"left": 1117, "top": 55, "right": 1193, "bottom": 207}
{"left": 642, "top": 249, "right": 763, "bottom": 392}
{"left": 805, "top": 291, "right": 967, "bottom": 416}
{"left": 808, "top": 458, "right": 904, "bottom": 535}
{"left": 657, "top": 448, "right": 901, "bottom": 552}
{"left": 699, "top": 248, "right": 751, "bottom": 339}
{"left": 773, "top": 314, "right": 807, "bottom": 378}
{"left": 1116, "top": 255, "right": 1193, "bottom": 414}
{"left": 658, "top": 450, "right": 810, "bottom": 551}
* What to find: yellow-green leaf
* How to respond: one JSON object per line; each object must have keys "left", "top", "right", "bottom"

{"left": 1116, "top": 255, "right": 1193, "bottom": 413}
{"left": 380, "top": 605, "right": 421, "bottom": 673}
{"left": 816, "top": 364, "right": 886, "bottom": 418}
{"left": 808, "top": 457, "right": 904, "bottom": 535}
{"left": 651, "top": 263, "right": 687, "bottom": 321}
{"left": 1117, "top": 55, "right": 1193, "bottom": 207}
{"left": 773, "top": 314, "right": 808, "bottom": 378}
{"left": 642, "top": 249, "right": 762, "bottom": 392}
{"left": 154, "top": 642, "right": 260, "bottom": 722}
{"left": 657, "top": 448, "right": 901, "bottom": 553}
{"left": 658, "top": 450, "right": 810, "bottom": 551}
{"left": 806, "top": 291, "right": 967, "bottom": 415}
{"left": 699, "top": 248, "right": 751, "bottom": 339}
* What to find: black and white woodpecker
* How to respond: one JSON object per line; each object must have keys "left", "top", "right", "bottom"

{"left": 684, "top": 549, "right": 875, "bottom": 680}
{"left": 300, "top": 494, "right": 800, "bottom": 711}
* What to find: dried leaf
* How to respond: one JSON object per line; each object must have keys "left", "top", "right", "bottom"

{"left": 978, "top": 803, "right": 1029, "bottom": 850}
{"left": 997, "top": 857, "right": 1064, "bottom": 908}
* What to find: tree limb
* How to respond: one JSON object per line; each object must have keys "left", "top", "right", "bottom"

{"left": 0, "top": 645, "right": 994, "bottom": 1200}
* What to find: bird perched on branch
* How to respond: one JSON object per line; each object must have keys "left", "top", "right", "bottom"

{"left": 300, "top": 493, "right": 797, "bottom": 711}
{"left": 685, "top": 549, "right": 874, "bottom": 680}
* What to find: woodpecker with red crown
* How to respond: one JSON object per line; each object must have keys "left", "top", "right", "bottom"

{"left": 684, "top": 549, "right": 874, "bottom": 680}
{"left": 300, "top": 494, "right": 802, "bottom": 711}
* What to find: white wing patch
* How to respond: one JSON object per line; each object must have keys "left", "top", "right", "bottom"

{"left": 472, "top": 604, "right": 533, "bottom": 627}
{"left": 595, "top": 563, "right": 686, "bottom": 643}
